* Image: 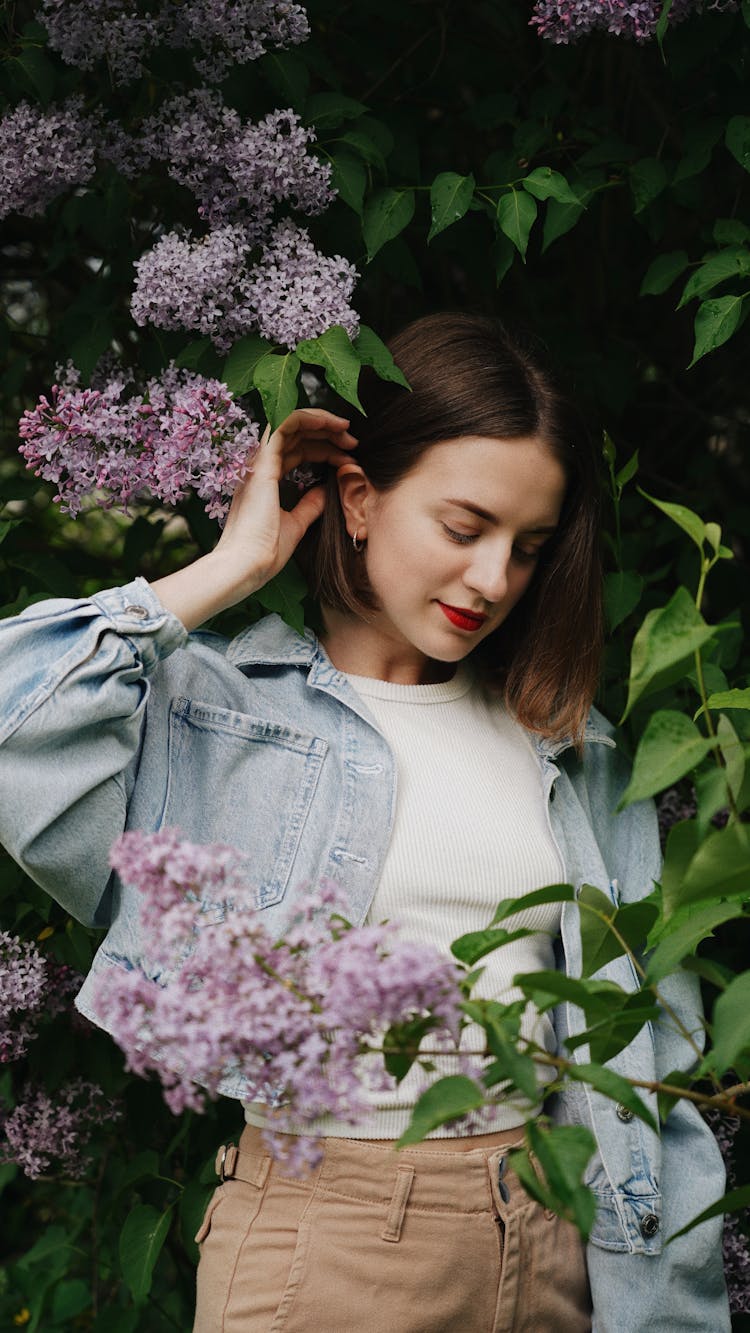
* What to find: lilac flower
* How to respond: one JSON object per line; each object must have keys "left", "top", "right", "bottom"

{"left": 38, "top": 0, "right": 308, "bottom": 84}
{"left": 0, "top": 99, "right": 97, "bottom": 220}
{"left": 131, "top": 226, "right": 258, "bottom": 350}
{"left": 96, "top": 830, "right": 463, "bottom": 1165}
{"left": 0, "top": 932, "right": 48, "bottom": 1063}
{"left": 141, "top": 94, "right": 333, "bottom": 237}
{"left": 168, "top": 0, "right": 310, "bottom": 81}
{"left": 0, "top": 1080, "right": 120, "bottom": 1179}
{"left": 18, "top": 366, "right": 260, "bottom": 522}
{"left": 531, "top": 0, "right": 734, "bottom": 43}
{"left": 246, "top": 221, "right": 359, "bottom": 348}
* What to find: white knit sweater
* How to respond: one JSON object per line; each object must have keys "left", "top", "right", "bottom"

{"left": 244, "top": 660, "right": 563, "bottom": 1139}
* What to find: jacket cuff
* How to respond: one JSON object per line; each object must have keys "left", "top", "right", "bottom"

{"left": 90, "top": 578, "right": 188, "bottom": 672}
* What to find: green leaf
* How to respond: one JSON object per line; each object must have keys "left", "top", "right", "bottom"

{"left": 566, "top": 995, "right": 661, "bottom": 1064}
{"left": 338, "top": 128, "right": 387, "bottom": 175}
{"left": 295, "top": 325, "right": 363, "bottom": 411}
{"left": 667, "top": 1185, "right": 750, "bottom": 1244}
{"left": 51, "top": 1280, "right": 90, "bottom": 1323}
{"left": 496, "top": 190, "right": 537, "bottom": 261}
{"left": 521, "top": 166, "right": 580, "bottom": 204}
{"left": 383, "top": 1016, "right": 438, "bottom": 1082}
{"left": 493, "top": 233, "right": 516, "bottom": 284}
{"left": 615, "top": 450, "right": 639, "bottom": 489}
{"left": 427, "top": 172, "right": 475, "bottom": 242}
{"left": 175, "top": 338, "right": 215, "bottom": 372}
{"left": 222, "top": 335, "right": 271, "bottom": 397}
{"left": 708, "top": 972, "right": 750, "bottom": 1075}
{"left": 672, "top": 120, "right": 722, "bottom": 185}
{"left": 252, "top": 560, "right": 307, "bottom": 635}
{"left": 451, "top": 926, "right": 536, "bottom": 967}
{"left": 513, "top": 970, "right": 627, "bottom": 1020}
{"left": 470, "top": 1002, "right": 539, "bottom": 1101}
{"left": 397, "top": 1075, "right": 486, "bottom": 1146}
{"left": 629, "top": 158, "right": 668, "bottom": 213}
{"left": 330, "top": 152, "right": 366, "bottom": 215}
{"left": 12, "top": 47, "right": 56, "bottom": 104}
{"left": 567, "top": 1064, "right": 657, "bottom": 1132}
{"left": 704, "top": 688, "right": 750, "bottom": 712}
{"left": 679, "top": 823, "right": 750, "bottom": 909}
{"left": 677, "top": 248, "right": 750, "bottom": 308}
{"left": 579, "top": 894, "right": 658, "bottom": 979}
{"left": 725, "top": 116, "right": 750, "bottom": 174}
{"left": 490, "top": 884, "right": 575, "bottom": 926}
{"left": 362, "top": 188, "right": 415, "bottom": 260}
{"left": 640, "top": 251, "right": 690, "bottom": 296}
{"left": 638, "top": 489, "right": 707, "bottom": 549}
{"left": 354, "top": 325, "right": 410, "bottom": 388}
{"left": 689, "top": 294, "right": 746, "bottom": 367}
{"left": 260, "top": 51, "right": 309, "bottom": 108}
{"left": 252, "top": 351, "right": 301, "bottom": 430}
{"left": 541, "top": 198, "right": 585, "bottom": 251}
{"left": 660, "top": 819, "right": 701, "bottom": 918}
{"left": 510, "top": 1123, "right": 597, "bottom": 1238}
{"left": 119, "top": 1204, "right": 172, "bottom": 1304}
{"left": 618, "top": 711, "right": 715, "bottom": 809}
{"left": 645, "top": 902, "right": 743, "bottom": 985}
{"left": 304, "top": 92, "right": 368, "bottom": 130}
{"left": 621, "top": 587, "right": 716, "bottom": 720}
{"left": 717, "top": 712, "right": 745, "bottom": 803}
{"left": 604, "top": 570, "right": 644, "bottom": 632}
{"left": 656, "top": 1067, "right": 692, "bottom": 1122}
{"left": 713, "top": 218, "right": 750, "bottom": 246}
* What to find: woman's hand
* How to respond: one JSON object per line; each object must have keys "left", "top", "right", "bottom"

{"left": 150, "top": 408, "right": 358, "bottom": 631}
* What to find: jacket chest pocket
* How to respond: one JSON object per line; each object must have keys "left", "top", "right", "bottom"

{"left": 161, "top": 697, "right": 328, "bottom": 910}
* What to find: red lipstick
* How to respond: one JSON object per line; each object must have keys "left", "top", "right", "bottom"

{"left": 437, "top": 602, "right": 487, "bottom": 632}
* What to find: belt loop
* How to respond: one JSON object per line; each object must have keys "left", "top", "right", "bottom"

{"left": 381, "top": 1165, "right": 415, "bottom": 1243}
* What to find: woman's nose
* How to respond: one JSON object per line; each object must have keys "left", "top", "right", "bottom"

{"left": 463, "top": 548, "right": 509, "bottom": 605}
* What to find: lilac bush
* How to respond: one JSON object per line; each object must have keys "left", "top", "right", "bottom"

{"left": 95, "top": 829, "right": 463, "bottom": 1168}
{"left": 0, "top": 98, "right": 98, "bottom": 220}
{"left": 18, "top": 365, "right": 261, "bottom": 521}
{"left": 530, "top": 0, "right": 734, "bottom": 42}
{"left": 0, "top": 1080, "right": 120, "bottom": 1179}
{"left": 0, "top": 932, "right": 48, "bottom": 1063}
{"left": 246, "top": 220, "right": 360, "bottom": 347}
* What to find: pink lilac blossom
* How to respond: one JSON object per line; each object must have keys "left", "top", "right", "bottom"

{"left": 95, "top": 830, "right": 464, "bottom": 1168}
{"left": 531, "top": 0, "right": 735, "bottom": 42}
{"left": 130, "top": 226, "right": 258, "bottom": 351}
{"left": 140, "top": 94, "right": 333, "bottom": 236}
{"left": 18, "top": 366, "right": 260, "bottom": 521}
{"left": 0, "top": 1079, "right": 120, "bottom": 1179}
{"left": 246, "top": 221, "right": 359, "bottom": 348}
{"left": 0, "top": 932, "right": 48, "bottom": 1063}
{"left": 0, "top": 98, "right": 97, "bottom": 220}
{"left": 37, "top": 0, "right": 308, "bottom": 84}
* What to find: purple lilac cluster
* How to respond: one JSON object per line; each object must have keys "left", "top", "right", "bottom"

{"left": 38, "top": 0, "right": 308, "bottom": 85}
{"left": 0, "top": 933, "right": 82, "bottom": 1063}
{"left": 0, "top": 1079, "right": 120, "bottom": 1179}
{"left": 530, "top": 0, "right": 734, "bottom": 42}
{"left": 246, "top": 221, "right": 360, "bottom": 348}
{"left": 18, "top": 365, "right": 260, "bottom": 521}
{"left": 141, "top": 94, "right": 333, "bottom": 235}
{"left": 706, "top": 1112, "right": 750, "bottom": 1313}
{"left": 96, "top": 829, "right": 463, "bottom": 1170}
{"left": 0, "top": 98, "right": 97, "bottom": 220}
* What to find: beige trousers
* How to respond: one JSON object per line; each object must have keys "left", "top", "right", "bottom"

{"left": 193, "top": 1122, "right": 592, "bottom": 1333}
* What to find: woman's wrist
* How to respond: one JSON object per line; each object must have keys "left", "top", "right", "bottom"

{"left": 150, "top": 549, "right": 268, "bottom": 632}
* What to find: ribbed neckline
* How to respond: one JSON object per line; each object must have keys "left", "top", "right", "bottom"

{"left": 343, "top": 659, "right": 474, "bottom": 703}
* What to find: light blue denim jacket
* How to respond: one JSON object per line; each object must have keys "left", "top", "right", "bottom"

{"left": 0, "top": 578, "right": 730, "bottom": 1332}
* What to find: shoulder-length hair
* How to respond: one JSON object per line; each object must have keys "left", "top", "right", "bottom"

{"left": 298, "top": 311, "right": 603, "bottom": 746}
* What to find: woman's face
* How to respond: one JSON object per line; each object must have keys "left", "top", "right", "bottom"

{"left": 347, "top": 434, "right": 567, "bottom": 676}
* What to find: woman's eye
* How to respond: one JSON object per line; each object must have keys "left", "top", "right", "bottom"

{"left": 441, "top": 523, "right": 478, "bottom": 545}
{"left": 512, "top": 545, "right": 541, "bottom": 564}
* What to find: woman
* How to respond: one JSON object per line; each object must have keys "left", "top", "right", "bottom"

{"left": 0, "top": 314, "right": 729, "bottom": 1331}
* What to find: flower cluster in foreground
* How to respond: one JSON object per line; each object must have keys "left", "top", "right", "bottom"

{"left": 18, "top": 364, "right": 261, "bottom": 520}
{"left": 530, "top": 0, "right": 734, "bottom": 42}
{"left": 0, "top": 1080, "right": 120, "bottom": 1179}
{"left": 95, "top": 829, "right": 464, "bottom": 1170}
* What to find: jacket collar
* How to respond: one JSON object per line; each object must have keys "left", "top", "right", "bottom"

{"left": 225, "top": 614, "right": 616, "bottom": 756}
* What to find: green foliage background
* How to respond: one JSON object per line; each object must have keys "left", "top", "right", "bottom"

{"left": 1, "top": 1, "right": 749, "bottom": 1328}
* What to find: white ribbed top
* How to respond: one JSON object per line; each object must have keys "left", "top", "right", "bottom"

{"left": 244, "top": 660, "right": 564, "bottom": 1139}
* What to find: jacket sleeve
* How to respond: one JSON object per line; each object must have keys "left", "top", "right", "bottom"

{"left": 0, "top": 578, "right": 187, "bottom": 927}
{"left": 579, "top": 715, "right": 730, "bottom": 1332}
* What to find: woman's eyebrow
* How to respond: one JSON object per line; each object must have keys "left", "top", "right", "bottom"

{"left": 443, "top": 498, "right": 557, "bottom": 534}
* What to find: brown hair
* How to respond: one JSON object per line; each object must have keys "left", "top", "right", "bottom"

{"left": 299, "top": 311, "right": 603, "bottom": 746}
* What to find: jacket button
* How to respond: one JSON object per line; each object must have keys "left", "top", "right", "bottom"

{"left": 615, "top": 1103, "right": 634, "bottom": 1123}
{"left": 640, "top": 1213, "right": 660, "bottom": 1238}
{"left": 124, "top": 605, "right": 149, "bottom": 618}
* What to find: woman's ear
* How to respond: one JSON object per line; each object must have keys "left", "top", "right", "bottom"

{"left": 335, "top": 461, "right": 374, "bottom": 539}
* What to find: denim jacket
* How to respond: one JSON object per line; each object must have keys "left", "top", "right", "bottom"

{"left": 0, "top": 578, "right": 730, "bottom": 1332}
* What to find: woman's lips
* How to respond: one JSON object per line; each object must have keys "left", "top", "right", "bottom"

{"left": 437, "top": 602, "right": 487, "bottom": 632}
